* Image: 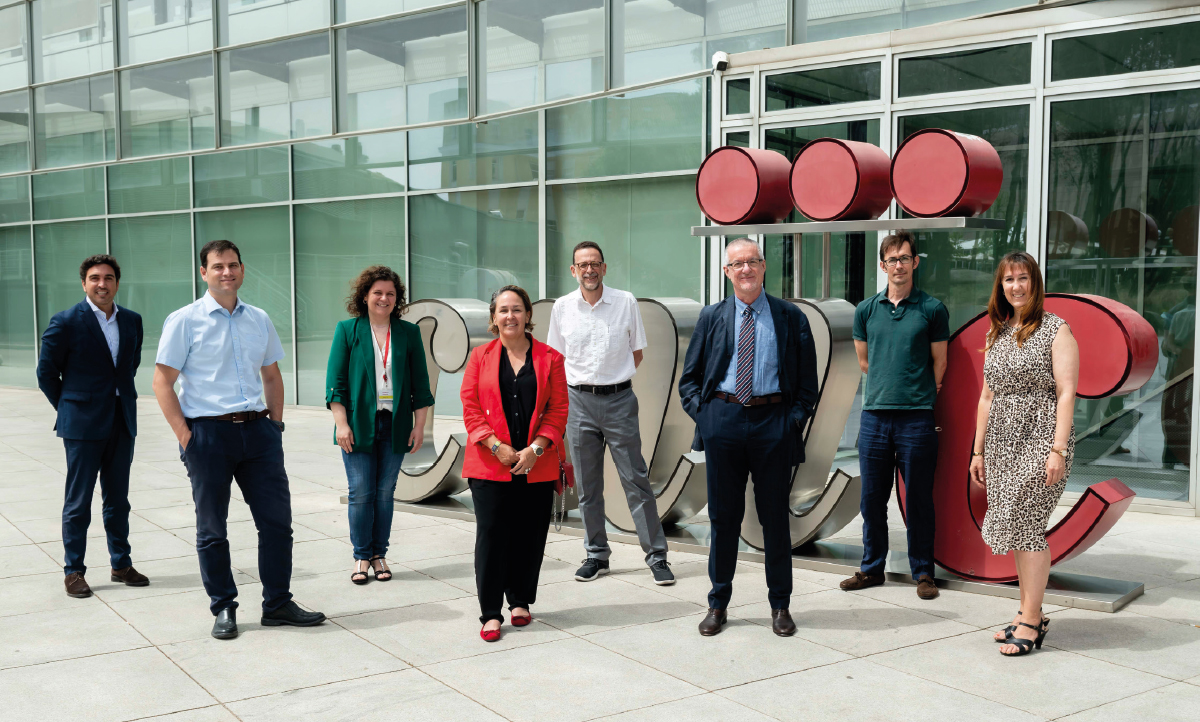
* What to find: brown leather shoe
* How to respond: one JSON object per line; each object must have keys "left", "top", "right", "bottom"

{"left": 698, "top": 608, "right": 727, "bottom": 636}
{"left": 916, "top": 574, "right": 939, "bottom": 600}
{"left": 771, "top": 609, "right": 796, "bottom": 636}
{"left": 64, "top": 572, "right": 92, "bottom": 598}
{"left": 839, "top": 571, "right": 885, "bottom": 591}
{"left": 111, "top": 566, "right": 149, "bottom": 587}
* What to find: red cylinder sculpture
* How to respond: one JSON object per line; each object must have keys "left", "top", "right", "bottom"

{"left": 789, "top": 138, "right": 892, "bottom": 221}
{"left": 696, "top": 146, "right": 794, "bottom": 225}
{"left": 891, "top": 129, "right": 1003, "bottom": 217}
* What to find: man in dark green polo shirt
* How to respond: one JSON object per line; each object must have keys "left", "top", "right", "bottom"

{"left": 840, "top": 231, "right": 948, "bottom": 600}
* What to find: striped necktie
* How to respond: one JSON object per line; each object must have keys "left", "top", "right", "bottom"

{"left": 735, "top": 306, "right": 755, "bottom": 404}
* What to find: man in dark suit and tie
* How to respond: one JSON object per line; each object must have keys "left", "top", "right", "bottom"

{"left": 679, "top": 238, "right": 818, "bottom": 637}
{"left": 37, "top": 254, "right": 148, "bottom": 598}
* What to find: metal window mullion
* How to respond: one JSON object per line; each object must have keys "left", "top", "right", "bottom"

{"left": 537, "top": 108, "right": 546, "bottom": 299}
{"left": 28, "top": 173, "right": 37, "bottom": 352}
{"left": 328, "top": 26, "right": 337, "bottom": 135}
{"left": 468, "top": 0, "right": 480, "bottom": 119}
{"left": 287, "top": 137, "right": 298, "bottom": 404}
{"left": 189, "top": 154, "right": 197, "bottom": 300}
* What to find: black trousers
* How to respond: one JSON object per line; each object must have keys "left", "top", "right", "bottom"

{"left": 61, "top": 408, "right": 134, "bottom": 576}
{"left": 469, "top": 479, "right": 553, "bottom": 624}
{"left": 698, "top": 399, "right": 794, "bottom": 610}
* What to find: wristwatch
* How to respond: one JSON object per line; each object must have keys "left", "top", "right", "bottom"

{"left": 1051, "top": 447, "right": 1068, "bottom": 460}
{"left": 530, "top": 442, "right": 545, "bottom": 457}
{"left": 490, "top": 441, "right": 501, "bottom": 455}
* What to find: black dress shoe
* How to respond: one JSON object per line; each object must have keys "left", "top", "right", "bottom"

{"left": 261, "top": 600, "right": 326, "bottom": 627}
{"left": 771, "top": 609, "right": 796, "bottom": 637}
{"left": 212, "top": 608, "right": 238, "bottom": 640}
{"left": 698, "top": 608, "right": 727, "bottom": 636}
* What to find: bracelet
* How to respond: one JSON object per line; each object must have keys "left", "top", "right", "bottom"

{"left": 971, "top": 451, "right": 984, "bottom": 457}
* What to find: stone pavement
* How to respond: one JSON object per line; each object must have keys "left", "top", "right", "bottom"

{"left": 1, "top": 386, "right": 1200, "bottom": 722}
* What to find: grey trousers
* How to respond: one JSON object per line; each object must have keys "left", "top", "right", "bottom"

{"left": 566, "top": 387, "right": 668, "bottom": 566}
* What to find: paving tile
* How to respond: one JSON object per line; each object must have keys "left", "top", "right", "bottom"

{"left": 11, "top": 510, "right": 162, "bottom": 544}
{"left": 533, "top": 573, "right": 704, "bottom": 635}
{"left": 720, "top": 658, "right": 1043, "bottom": 722}
{"left": 543, "top": 536, "right": 707, "bottom": 573}
{"left": 138, "top": 706, "right": 239, "bottom": 721}
{"left": 732, "top": 588, "right": 976, "bottom": 656}
{"left": 0, "top": 647, "right": 216, "bottom": 722}
{"left": 0, "top": 517, "right": 30, "bottom": 547}
{"left": 423, "top": 638, "right": 701, "bottom": 722}
{"left": 288, "top": 492, "right": 347, "bottom": 516}
{"left": 286, "top": 567, "right": 467, "bottom": 618}
{"left": 161, "top": 622, "right": 407, "bottom": 703}
{"left": 1045, "top": 607, "right": 1200, "bottom": 680}
{"left": 1127, "top": 578, "right": 1200, "bottom": 626}
{"left": 614, "top": 559, "right": 829, "bottom": 606}
{"left": 179, "top": 517, "right": 327, "bottom": 552}
{"left": 400, "top": 552, "right": 479, "bottom": 593}
{"left": 851, "top": 580, "right": 1065, "bottom": 629}
{"left": 231, "top": 537, "right": 355, "bottom": 579}
{"left": 591, "top": 694, "right": 778, "bottom": 722}
{"left": 91, "top": 555, "right": 256, "bottom": 603}
{"left": 338, "top": 594, "right": 571, "bottom": 666}
{"left": 0, "top": 543, "right": 61, "bottom": 578}
{"left": 0, "top": 571, "right": 104, "bottom": 618}
{"left": 589, "top": 612, "right": 850, "bottom": 691}
{"left": 383, "top": 523, "right": 478, "bottom": 563}
{"left": 228, "top": 668, "right": 504, "bottom": 721}
{"left": 125, "top": 487, "right": 197, "bottom": 510}
{"left": 0, "top": 498, "right": 65, "bottom": 522}
{"left": 1052, "top": 535, "right": 1200, "bottom": 589}
{"left": 1056, "top": 681, "right": 1200, "bottom": 721}
{"left": 0, "top": 603, "right": 149, "bottom": 670}
{"left": 111, "top": 586, "right": 264, "bottom": 645}
{"left": 872, "top": 629, "right": 1172, "bottom": 719}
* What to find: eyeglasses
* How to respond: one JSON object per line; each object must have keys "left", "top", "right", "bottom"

{"left": 883, "top": 255, "right": 915, "bottom": 269}
{"left": 725, "top": 259, "right": 764, "bottom": 271}
{"left": 573, "top": 262, "right": 603, "bottom": 271}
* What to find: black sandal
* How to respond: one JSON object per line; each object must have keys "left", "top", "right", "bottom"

{"left": 370, "top": 556, "right": 392, "bottom": 582}
{"left": 351, "top": 560, "right": 370, "bottom": 585}
{"left": 995, "top": 608, "right": 1046, "bottom": 643}
{"left": 1000, "top": 619, "right": 1049, "bottom": 657}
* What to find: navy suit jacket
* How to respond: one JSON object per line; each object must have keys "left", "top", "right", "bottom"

{"left": 36, "top": 300, "right": 143, "bottom": 440}
{"left": 679, "top": 291, "right": 818, "bottom": 465}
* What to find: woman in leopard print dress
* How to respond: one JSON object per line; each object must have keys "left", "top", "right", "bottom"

{"left": 969, "top": 252, "right": 1079, "bottom": 657}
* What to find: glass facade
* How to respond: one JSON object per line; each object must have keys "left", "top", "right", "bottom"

{"left": 0, "top": 1, "right": 1198, "bottom": 512}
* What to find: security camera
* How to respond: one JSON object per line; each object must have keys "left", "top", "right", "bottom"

{"left": 712, "top": 51, "right": 730, "bottom": 72}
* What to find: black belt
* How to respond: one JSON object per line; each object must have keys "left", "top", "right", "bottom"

{"left": 189, "top": 410, "right": 270, "bottom": 423}
{"left": 714, "top": 391, "right": 783, "bottom": 407}
{"left": 570, "top": 380, "right": 632, "bottom": 396}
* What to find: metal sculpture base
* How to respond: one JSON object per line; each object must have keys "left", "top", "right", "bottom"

{"left": 365, "top": 495, "right": 1144, "bottom": 613}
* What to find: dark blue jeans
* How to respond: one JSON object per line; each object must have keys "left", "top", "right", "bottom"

{"left": 858, "top": 409, "right": 938, "bottom": 580}
{"left": 180, "top": 416, "right": 293, "bottom": 615}
{"left": 61, "top": 409, "right": 133, "bottom": 576}
{"left": 698, "top": 399, "right": 793, "bottom": 610}
{"left": 342, "top": 409, "right": 405, "bottom": 561}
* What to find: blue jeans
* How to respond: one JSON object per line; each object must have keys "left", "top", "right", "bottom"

{"left": 342, "top": 410, "right": 405, "bottom": 561}
{"left": 858, "top": 409, "right": 938, "bottom": 580}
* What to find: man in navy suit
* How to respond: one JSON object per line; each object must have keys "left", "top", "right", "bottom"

{"left": 679, "top": 238, "right": 818, "bottom": 637}
{"left": 37, "top": 255, "right": 148, "bottom": 598}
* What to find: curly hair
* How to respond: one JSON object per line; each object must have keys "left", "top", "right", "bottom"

{"left": 488, "top": 285, "right": 535, "bottom": 335}
{"left": 346, "top": 266, "right": 407, "bottom": 320}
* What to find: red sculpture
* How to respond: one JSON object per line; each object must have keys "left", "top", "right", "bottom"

{"left": 891, "top": 129, "right": 1003, "bottom": 218}
{"left": 898, "top": 294, "right": 1157, "bottom": 582}
{"left": 789, "top": 138, "right": 892, "bottom": 221}
{"left": 696, "top": 146, "right": 794, "bottom": 225}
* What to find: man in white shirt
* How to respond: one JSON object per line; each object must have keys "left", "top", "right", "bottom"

{"left": 547, "top": 242, "right": 674, "bottom": 585}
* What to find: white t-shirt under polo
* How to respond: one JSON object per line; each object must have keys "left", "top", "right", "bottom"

{"left": 546, "top": 285, "right": 647, "bottom": 387}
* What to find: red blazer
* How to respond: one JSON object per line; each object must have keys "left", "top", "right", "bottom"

{"left": 460, "top": 337, "right": 569, "bottom": 482}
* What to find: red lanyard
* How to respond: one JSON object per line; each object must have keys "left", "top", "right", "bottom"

{"left": 380, "top": 327, "right": 390, "bottom": 383}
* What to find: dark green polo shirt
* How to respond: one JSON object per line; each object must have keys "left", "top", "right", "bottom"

{"left": 853, "top": 287, "right": 949, "bottom": 411}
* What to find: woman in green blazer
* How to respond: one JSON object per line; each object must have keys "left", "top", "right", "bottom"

{"left": 326, "top": 266, "right": 435, "bottom": 585}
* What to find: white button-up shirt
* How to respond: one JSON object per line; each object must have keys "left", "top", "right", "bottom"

{"left": 85, "top": 296, "right": 120, "bottom": 396}
{"left": 155, "top": 292, "right": 286, "bottom": 419}
{"left": 546, "top": 285, "right": 647, "bottom": 386}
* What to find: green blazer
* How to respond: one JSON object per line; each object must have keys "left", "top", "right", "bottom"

{"left": 325, "top": 316, "right": 435, "bottom": 454}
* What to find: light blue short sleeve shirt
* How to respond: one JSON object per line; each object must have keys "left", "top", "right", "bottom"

{"left": 155, "top": 292, "right": 286, "bottom": 418}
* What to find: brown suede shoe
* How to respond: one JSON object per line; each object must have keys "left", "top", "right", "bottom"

{"left": 698, "top": 608, "right": 727, "bottom": 636}
{"left": 839, "top": 571, "right": 885, "bottom": 591}
{"left": 111, "top": 566, "right": 150, "bottom": 587}
{"left": 916, "top": 574, "right": 939, "bottom": 600}
{"left": 64, "top": 572, "right": 92, "bottom": 598}
{"left": 771, "top": 609, "right": 796, "bottom": 637}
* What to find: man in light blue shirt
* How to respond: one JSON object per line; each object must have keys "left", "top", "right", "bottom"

{"left": 153, "top": 239, "right": 325, "bottom": 640}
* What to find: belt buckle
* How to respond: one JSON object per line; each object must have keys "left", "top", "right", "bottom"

{"left": 232, "top": 416, "right": 244, "bottom": 423}
{"left": 743, "top": 398, "right": 754, "bottom": 407}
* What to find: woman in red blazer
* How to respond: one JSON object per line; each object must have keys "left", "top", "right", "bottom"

{"left": 460, "top": 285, "right": 568, "bottom": 642}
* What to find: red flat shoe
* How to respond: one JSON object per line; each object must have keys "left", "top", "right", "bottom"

{"left": 511, "top": 613, "right": 532, "bottom": 627}
{"left": 480, "top": 626, "right": 501, "bottom": 642}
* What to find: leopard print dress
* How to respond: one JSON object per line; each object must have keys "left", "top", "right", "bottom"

{"left": 981, "top": 312, "right": 1074, "bottom": 555}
